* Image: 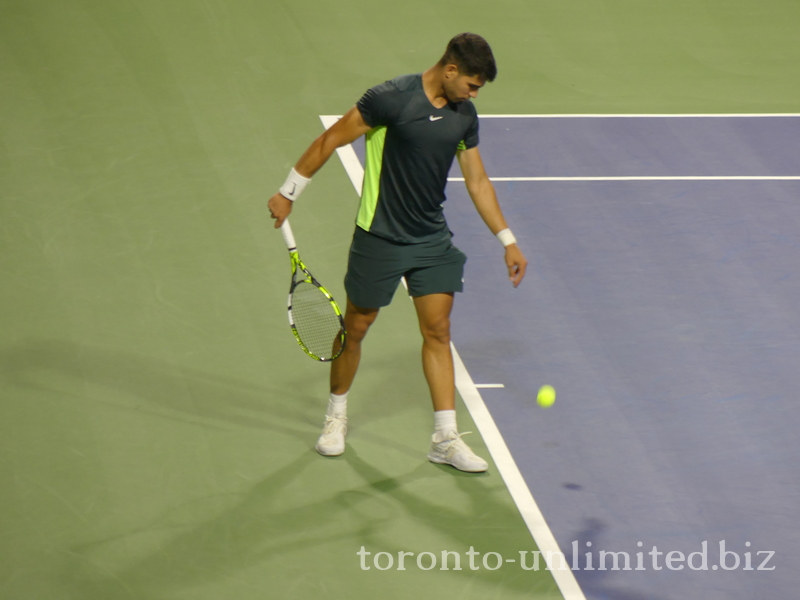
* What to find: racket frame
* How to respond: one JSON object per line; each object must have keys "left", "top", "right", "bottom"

{"left": 281, "top": 219, "right": 346, "bottom": 361}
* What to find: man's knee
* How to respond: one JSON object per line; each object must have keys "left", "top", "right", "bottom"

{"left": 347, "top": 317, "right": 374, "bottom": 342}
{"left": 420, "top": 316, "right": 451, "bottom": 345}
{"left": 345, "top": 302, "right": 379, "bottom": 343}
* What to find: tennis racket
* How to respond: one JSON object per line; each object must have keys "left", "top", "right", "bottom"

{"left": 280, "top": 219, "right": 346, "bottom": 361}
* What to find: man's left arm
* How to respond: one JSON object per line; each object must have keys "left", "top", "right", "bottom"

{"left": 457, "top": 146, "right": 527, "bottom": 287}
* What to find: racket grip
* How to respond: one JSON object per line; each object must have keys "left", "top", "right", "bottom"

{"left": 280, "top": 219, "right": 297, "bottom": 251}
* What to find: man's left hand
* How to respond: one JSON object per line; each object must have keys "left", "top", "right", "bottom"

{"left": 505, "top": 244, "right": 527, "bottom": 287}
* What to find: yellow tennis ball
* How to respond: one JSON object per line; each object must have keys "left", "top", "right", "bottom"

{"left": 537, "top": 385, "right": 556, "bottom": 408}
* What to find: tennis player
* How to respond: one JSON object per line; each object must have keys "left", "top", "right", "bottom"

{"left": 268, "top": 33, "right": 527, "bottom": 472}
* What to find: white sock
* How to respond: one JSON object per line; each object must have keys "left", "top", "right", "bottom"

{"left": 433, "top": 409, "right": 457, "bottom": 442}
{"left": 327, "top": 392, "right": 348, "bottom": 418}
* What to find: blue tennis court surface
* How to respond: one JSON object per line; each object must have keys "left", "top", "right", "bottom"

{"left": 445, "top": 116, "right": 800, "bottom": 599}
{"left": 470, "top": 115, "right": 800, "bottom": 178}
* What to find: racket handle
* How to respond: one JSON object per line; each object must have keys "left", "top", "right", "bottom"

{"left": 280, "top": 219, "right": 297, "bottom": 251}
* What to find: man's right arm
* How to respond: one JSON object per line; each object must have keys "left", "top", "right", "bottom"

{"left": 268, "top": 106, "right": 372, "bottom": 227}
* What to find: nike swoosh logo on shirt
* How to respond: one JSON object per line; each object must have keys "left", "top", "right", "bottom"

{"left": 429, "top": 115, "right": 444, "bottom": 121}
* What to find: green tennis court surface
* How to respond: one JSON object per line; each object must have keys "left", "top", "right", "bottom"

{"left": 2, "top": 1, "right": 798, "bottom": 598}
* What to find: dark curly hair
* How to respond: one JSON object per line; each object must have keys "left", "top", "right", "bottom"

{"left": 437, "top": 33, "right": 497, "bottom": 82}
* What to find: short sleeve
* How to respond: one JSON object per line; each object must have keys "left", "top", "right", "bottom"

{"left": 356, "top": 80, "right": 401, "bottom": 128}
{"left": 460, "top": 112, "right": 480, "bottom": 150}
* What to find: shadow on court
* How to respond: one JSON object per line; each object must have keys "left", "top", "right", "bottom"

{"left": 2, "top": 337, "right": 422, "bottom": 434}
{"left": 0, "top": 338, "right": 561, "bottom": 600}
{"left": 1, "top": 338, "right": 314, "bottom": 435}
{"left": 53, "top": 451, "right": 559, "bottom": 599}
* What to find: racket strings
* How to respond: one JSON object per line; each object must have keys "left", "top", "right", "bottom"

{"left": 290, "top": 281, "right": 344, "bottom": 360}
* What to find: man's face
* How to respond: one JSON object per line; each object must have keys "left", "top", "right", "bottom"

{"left": 443, "top": 66, "right": 485, "bottom": 103}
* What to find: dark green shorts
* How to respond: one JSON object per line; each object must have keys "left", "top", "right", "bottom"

{"left": 344, "top": 227, "right": 467, "bottom": 308}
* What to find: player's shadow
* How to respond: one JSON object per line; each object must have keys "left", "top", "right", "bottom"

{"left": 0, "top": 337, "right": 415, "bottom": 436}
{"left": 332, "top": 448, "right": 561, "bottom": 597}
{"left": 0, "top": 338, "right": 311, "bottom": 433}
{"left": 0, "top": 339, "right": 421, "bottom": 432}
{"left": 56, "top": 444, "right": 561, "bottom": 599}
{"left": 3, "top": 339, "right": 555, "bottom": 597}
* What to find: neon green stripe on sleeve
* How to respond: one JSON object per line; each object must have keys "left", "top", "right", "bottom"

{"left": 356, "top": 126, "right": 387, "bottom": 231}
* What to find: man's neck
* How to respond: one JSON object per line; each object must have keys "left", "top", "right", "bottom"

{"left": 422, "top": 66, "right": 449, "bottom": 109}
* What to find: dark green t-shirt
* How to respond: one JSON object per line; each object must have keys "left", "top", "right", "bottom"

{"left": 355, "top": 73, "right": 480, "bottom": 243}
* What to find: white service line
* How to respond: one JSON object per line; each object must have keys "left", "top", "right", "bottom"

{"left": 325, "top": 113, "right": 800, "bottom": 120}
{"left": 448, "top": 176, "right": 800, "bottom": 182}
{"left": 322, "top": 115, "right": 799, "bottom": 185}
{"left": 474, "top": 383, "right": 506, "bottom": 388}
{"left": 319, "top": 114, "right": 586, "bottom": 600}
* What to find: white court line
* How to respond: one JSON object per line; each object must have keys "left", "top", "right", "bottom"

{"left": 474, "top": 383, "right": 506, "bottom": 388}
{"left": 323, "top": 113, "right": 800, "bottom": 120}
{"left": 320, "top": 116, "right": 363, "bottom": 195}
{"left": 448, "top": 176, "right": 800, "bottom": 182}
{"left": 319, "top": 115, "right": 587, "bottom": 600}
{"left": 322, "top": 114, "right": 799, "bottom": 183}
{"left": 452, "top": 344, "right": 586, "bottom": 600}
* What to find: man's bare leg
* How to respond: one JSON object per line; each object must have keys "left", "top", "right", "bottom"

{"left": 414, "top": 292, "right": 487, "bottom": 472}
{"left": 413, "top": 293, "right": 456, "bottom": 411}
{"left": 316, "top": 297, "right": 379, "bottom": 456}
{"left": 331, "top": 298, "right": 379, "bottom": 394}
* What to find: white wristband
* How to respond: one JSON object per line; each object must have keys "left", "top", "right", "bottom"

{"left": 496, "top": 228, "right": 517, "bottom": 247}
{"left": 279, "top": 168, "right": 311, "bottom": 201}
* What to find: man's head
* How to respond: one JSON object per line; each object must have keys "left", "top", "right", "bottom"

{"left": 437, "top": 33, "right": 497, "bottom": 103}
{"left": 438, "top": 33, "right": 497, "bottom": 82}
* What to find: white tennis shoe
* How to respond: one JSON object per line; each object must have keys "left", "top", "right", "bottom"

{"left": 315, "top": 415, "right": 347, "bottom": 456}
{"left": 428, "top": 431, "right": 488, "bottom": 472}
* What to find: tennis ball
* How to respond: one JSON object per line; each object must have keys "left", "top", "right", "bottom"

{"left": 537, "top": 385, "right": 556, "bottom": 408}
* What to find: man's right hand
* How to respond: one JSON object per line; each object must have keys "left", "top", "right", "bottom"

{"left": 268, "top": 193, "right": 293, "bottom": 228}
